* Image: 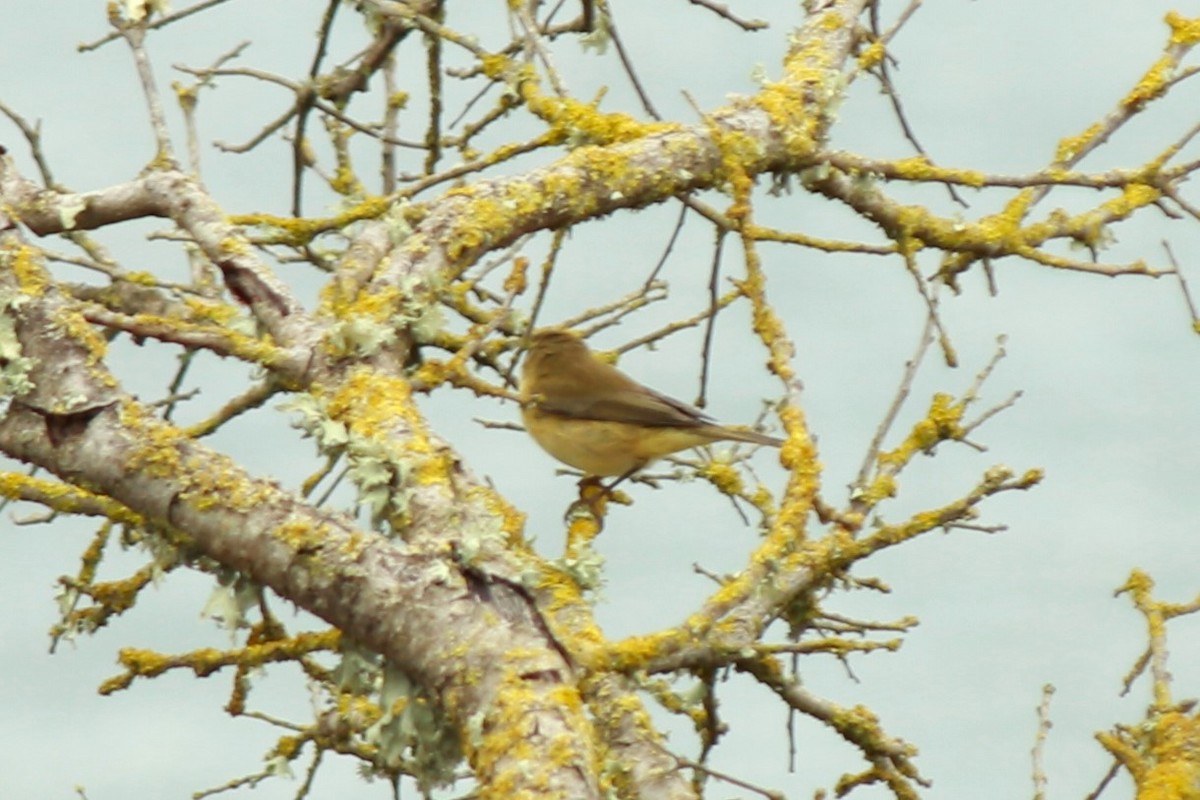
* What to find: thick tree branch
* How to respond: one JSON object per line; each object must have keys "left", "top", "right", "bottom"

{"left": 0, "top": 215, "right": 605, "bottom": 799}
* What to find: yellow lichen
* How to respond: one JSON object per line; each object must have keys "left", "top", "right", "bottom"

{"left": 857, "top": 40, "right": 886, "bottom": 70}
{"left": 1123, "top": 55, "right": 1172, "bottom": 110}
{"left": 121, "top": 400, "right": 278, "bottom": 512}
{"left": 232, "top": 196, "right": 392, "bottom": 248}
{"left": 890, "top": 156, "right": 987, "bottom": 188}
{"left": 1054, "top": 122, "right": 1104, "bottom": 164}
{"left": 521, "top": 85, "right": 672, "bottom": 146}
{"left": 55, "top": 310, "right": 109, "bottom": 367}
{"left": 465, "top": 663, "right": 592, "bottom": 799}
{"left": 1166, "top": 11, "right": 1200, "bottom": 46}
{"left": 859, "top": 473, "right": 897, "bottom": 506}
{"left": 697, "top": 461, "right": 744, "bottom": 496}
{"left": 878, "top": 393, "right": 964, "bottom": 471}
{"left": 9, "top": 243, "right": 49, "bottom": 297}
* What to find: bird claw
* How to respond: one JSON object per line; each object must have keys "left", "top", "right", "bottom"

{"left": 563, "top": 477, "right": 609, "bottom": 522}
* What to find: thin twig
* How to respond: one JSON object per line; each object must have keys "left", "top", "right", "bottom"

{"left": 291, "top": 0, "right": 340, "bottom": 215}
{"left": 513, "top": 1, "right": 568, "bottom": 96}
{"left": 1083, "top": 760, "right": 1122, "bottom": 800}
{"left": 642, "top": 201, "right": 689, "bottom": 290}
{"left": 423, "top": 1, "right": 445, "bottom": 175}
{"left": 853, "top": 312, "right": 934, "bottom": 492}
{"left": 1031, "top": 684, "right": 1055, "bottom": 800}
{"left": 866, "top": 26, "right": 967, "bottom": 207}
{"left": 174, "top": 41, "right": 251, "bottom": 177}
{"left": 78, "top": 0, "right": 234, "bottom": 52}
{"left": 604, "top": 8, "right": 662, "bottom": 119}
{"left": 1163, "top": 240, "right": 1200, "bottom": 328}
{"left": 683, "top": 0, "right": 768, "bottom": 32}
{"left": 877, "top": 0, "right": 923, "bottom": 46}
{"left": 178, "top": 66, "right": 424, "bottom": 151}
{"left": 901, "top": 250, "right": 955, "bottom": 366}
{"left": 115, "top": 17, "right": 174, "bottom": 159}
{"left": 0, "top": 100, "right": 58, "bottom": 186}
{"left": 697, "top": 230, "right": 726, "bottom": 409}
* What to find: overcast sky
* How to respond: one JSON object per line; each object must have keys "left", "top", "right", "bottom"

{"left": 2, "top": 2, "right": 1199, "bottom": 799}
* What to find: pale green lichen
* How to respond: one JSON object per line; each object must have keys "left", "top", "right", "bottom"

{"left": 454, "top": 512, "right": 510, "bottom": 565}
{"left": 553, "top": 539, "right": 607, "bottom": 595}
{"left": 58, "top": 197, "right": 87, "bottom": 231}
{"left": 282, "top": 370, "right": 444, "bottom": 532}
{"left": 199, "top": 573, "right": 260, "bottom": 633}
{"left": 0, "top": 291, "right": 35, "bottom": 397}
{"left": 578, "top": 12, "right": 610, "bottom": 54}
{"left": 364, "top": 662, "right": 462, "bottom": 791}
{"left": 326, "top": 315, "right": 399, "bottom": 359}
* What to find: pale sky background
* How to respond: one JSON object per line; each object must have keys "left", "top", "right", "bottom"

{"left": 2, "top": 2, "right": 1199, "bottom": 799}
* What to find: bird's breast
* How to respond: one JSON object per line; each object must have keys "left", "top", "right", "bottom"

{"left": 521, "top": 406, "right": 716, "bottom": 476}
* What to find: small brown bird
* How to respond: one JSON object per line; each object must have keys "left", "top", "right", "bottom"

{"left": 519, "top": 328, "right": 782, "bottom": 478}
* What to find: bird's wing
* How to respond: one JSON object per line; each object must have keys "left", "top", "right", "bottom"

{"left": 539, "top": 384, "right": 716, "bottom": 429}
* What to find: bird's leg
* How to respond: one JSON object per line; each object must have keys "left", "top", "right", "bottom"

{"left": 601, "top": 460, "right": 649, "bottom": 496}
{"left": 562, "top": 463, "right": 645, "bottom": 532}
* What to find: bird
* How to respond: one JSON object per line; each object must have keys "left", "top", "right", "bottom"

{"left": 518, "top": 327, "right": 782, "bottom": 479}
